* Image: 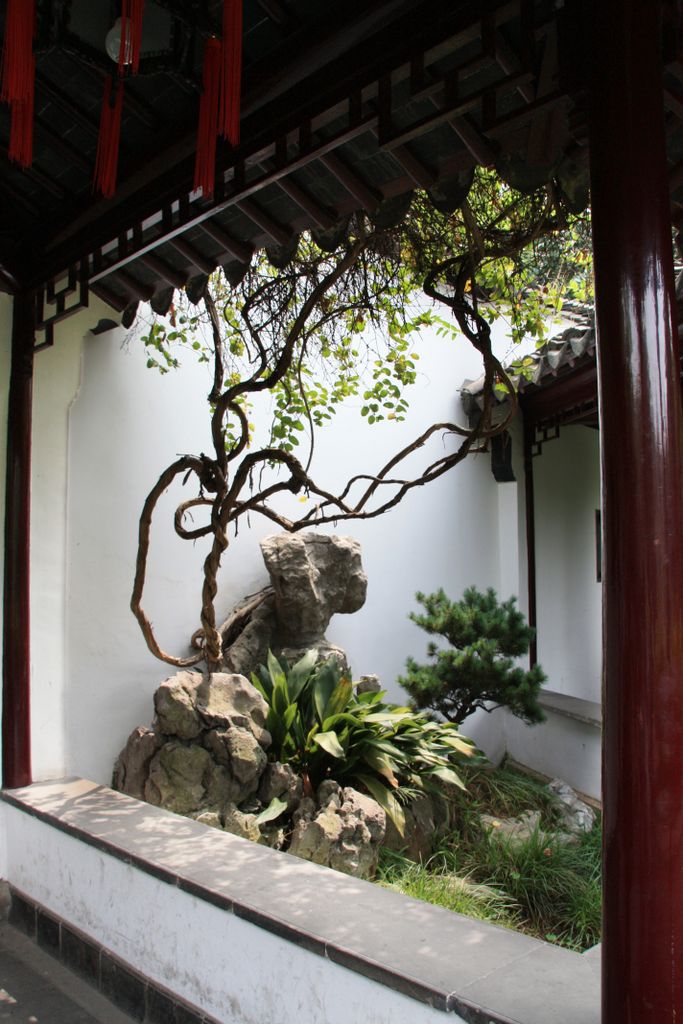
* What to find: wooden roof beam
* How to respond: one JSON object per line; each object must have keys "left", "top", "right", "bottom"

{"left": 237, "top": 198, "right": 293, "bottom": 248}
{"left": 167, "top": 237, "right": 217, "bottom": 276}
{"left": 138, "top": 252, "right": 188, "bottom": 291}
{"left": 448, "top": 115, "right": 496, "bottom": 167}
{"left": 276, "top": 176, "right": 336, "bottom": 230}
{"left": 199, "top": 220, "right": 253, "bottom": 264}
{"left": 320, "top": 151, "right": 380, "bottom": 211}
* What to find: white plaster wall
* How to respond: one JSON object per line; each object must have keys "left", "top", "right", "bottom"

{"left": 533, "top": 426, "right": 602, "bottom": 701}
{"left": 29, "top": 306, "right": 94, "bottom": 779}
{"left": 505, "top": 712, "right": 602, "bottom": 800}
{"left": 2, "top": 803, "right": 466, "bottom": 1024}
{"left": 64, "top": 311, "right": 511, "bottom": 783}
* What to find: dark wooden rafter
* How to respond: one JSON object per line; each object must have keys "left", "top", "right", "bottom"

{"left": 320, "top": 151, "right": 380, "bottom": 211}
{"left": 276, "top": 175, "right": 336, "bottom": 230}
{"left": 388, "top": 141, "right": 436, "bottom": 189}
{"left": 167, "top": 237, "right": 217, "bottom": 276}
{"left": 236, "top": 197, "right": 293, "bottom": 248}
{"left": 197, "top": 220, "right": 253, "bottom": 265}
{"left": 17, "top": 0, "right": 547, "bottom": 292}
{"left": 138, "top": 252, "right": 188, "bottom": 291}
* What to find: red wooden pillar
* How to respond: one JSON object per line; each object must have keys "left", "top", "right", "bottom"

{"left": 2, "top": 292, "right": 34, "bottom": 789}
{"left": 589, "top": 3, "right": 683, "bottom": 1021}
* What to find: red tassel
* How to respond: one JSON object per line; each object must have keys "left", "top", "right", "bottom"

{"left": 194, "top": 38, "right": 221, "bottom": 198}
{"left": 94, "top": 76, "right": 124, "bottom": 199}
{"left": 1, "top": 0, "right": 35, "bottom": 105}
{"left": 8, "top": 59, "right": 34, "bottom": 167}
{"left": 119, "top": 0, "right": 145, "bottom": 76}
{"left": 219, "top": 0, "right": 242, "bottom": 146}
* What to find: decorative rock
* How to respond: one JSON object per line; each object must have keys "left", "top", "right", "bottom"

{"left": 288, "top": 786, "right": 386, "bottom": 878}
{"left": 258, "top": 762, "right": 304, "bottom": 813}
{"left": 222, "top": 803, "right": 262, "bottom": 843}
{"left": 481, "top": 810, "right": 542, "bottom": 846}
{"left": 112, "top": 726, "right": 162, "bottom": 800}
{"left": 145, "top": 742, "right": 213, "bottom": 815}
{"left": 356, "top": 674, "right": 381, "bottom": 694}
{"left": 547, "top": 779, "right": 596, "bottom": 834}
{"left": 260, "top": 533, "right": 367, "bottom": 647}
{"left": 204, "top": 727, "right": 267, "bottom": 790}
{"left": 154, "top": 672, "right": 203, "bottom": 740}
{"left": 224, "top": 594, "right": 276, "bottom": 676}
{"left": 191, "top": 809, "right": 223, "bottom": 830}
{"left": 292, "top": 797, "right": 317, "bottom": 824}
{"left": 317, "top": 779, "right": 343, "bottom": 810}
{"left": 340, "top": 787, "right": 385, "bottom": 842}
{"left": 289, "top": 808, "right": 344, "bottom": 866}
{"left": 195, "top": 673, "right": 271, "bottom": 748}
{"left": 204, "top": 760, "right": 243, "bottom": 809}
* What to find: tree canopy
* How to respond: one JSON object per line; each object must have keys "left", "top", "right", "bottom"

{"left": 132, "top": 169, "right": 592, "bottom": 671}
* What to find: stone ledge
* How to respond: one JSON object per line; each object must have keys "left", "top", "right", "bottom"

{"left": 1, "top": 778, "right": 600, "bottom": 1024}
{"left": 538, "top": 690, "right": 602, "bottom": 728}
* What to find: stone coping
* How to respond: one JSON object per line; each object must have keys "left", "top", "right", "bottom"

{"left": 1, "top": 778, "right": 600, "bottom": 1024}
{"left": 538, "top": 689, "right": 602, "bottom": 728}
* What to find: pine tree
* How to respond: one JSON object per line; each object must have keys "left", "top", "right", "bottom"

{"left": 399, "top": 587, "right": 546, "bottom": 726}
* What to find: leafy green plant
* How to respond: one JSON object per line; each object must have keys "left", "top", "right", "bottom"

{"left": 400, "top": 587, "right": 546, "bottom": 725}
{"left": 251, "top": 650, "right": 475, "bottom": 832}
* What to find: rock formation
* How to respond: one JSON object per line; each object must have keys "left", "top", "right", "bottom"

{"left": 114, "top": 668, "right": 385, "bottom": 879}
{"left": 224, "top": 532, "right": 367, "bottom": 676}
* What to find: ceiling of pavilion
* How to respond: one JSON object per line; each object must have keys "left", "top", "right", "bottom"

{"left": 0, "top": 0, "right": 681, "bottom": 344}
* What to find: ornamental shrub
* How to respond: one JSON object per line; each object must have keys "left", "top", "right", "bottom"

{"left": 251, "top": 649, "right": 474, "bottom": 833}
{"left": 399, "top": 587, "right": 546, "bottom": 726}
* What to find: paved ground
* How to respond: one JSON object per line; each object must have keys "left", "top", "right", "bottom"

{"left": 0, "top": 923, "right": 135, "bottom": 1024}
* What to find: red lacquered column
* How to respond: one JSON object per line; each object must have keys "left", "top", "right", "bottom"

{"left": 589, "top": 3, "right": 683, "bottom": 1021}
{"left": 2, "top": 292, "right": 34, "bottom": 789}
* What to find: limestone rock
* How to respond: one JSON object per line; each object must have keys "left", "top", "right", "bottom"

{"left": 145, "top": 742, "right": 213, "bottom": 814}
{"left": 288, "top": 786, "right": 386, "bottom": 879}
{"left": 260, "top": 533, "right": 367, "bottom": 647}
{"left": 547, "top": 779, "right": 596, "bottom": 834}
{"left": 317, "top": 779, "right": 343, "bottom": 810}
{"left": 195, "top": 673, "right": 270, "bottom": 748}
{"left": 191, "top": 809, "right": 223, "bottom": 830}
{"left": 204, "top": 727, "right": 267, "bottom": 790}
{"left": 112, "top": 726, "right": 162, "bottom": 801}
{"left": 258, "top": 762, "right": 303, "bottom": 812}
{"left": 356, "top": 674, "right": 381, "bottom": 694}
{"left": 481, "top": 810, "right": 542, "bottom": 846}
{"left": 288, "top": 808, "right": 344, "bottom": 866}
{"left": 154, "top": 672, "right": 203, "bottom": 740}
{"left": 222, "top": 803, "right": 262, "bottom": 843}
{"left": 223, "top": 593, "right": 277, "bottom": 677}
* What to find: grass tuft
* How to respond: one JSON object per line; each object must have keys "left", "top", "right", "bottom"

{"left": 378, "top": 765, "right": 602, "bottom": 952}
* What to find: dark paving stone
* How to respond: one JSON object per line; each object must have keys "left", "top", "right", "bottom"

{"left": 36, "top": 907, "right": 61, "bottom": 957}
{"left": 61, "top": 924, "right": 101, "bottom": 986}
{"left": 0, "top": 923, "right": 135, "bottom": 1023}
{"left": 101, "top": 953, "right": 146, "bottom": 1022}
{"left": 7, "top": 893, "right": 35, "bottom": 939}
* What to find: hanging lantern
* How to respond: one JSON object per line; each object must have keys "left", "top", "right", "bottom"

{"left": 194, "top": 38, "right": 222, "bottom": 198}
{"left": 1, "top": 0, "right": 36, "bottom": 168}
{"left": 94, "top": 76, "right": 124, "bottom": 199}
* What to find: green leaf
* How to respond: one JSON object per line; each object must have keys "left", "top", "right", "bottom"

{"left": 430, "top": 766, "right": 467, "bottom": 790}
{"left": 254, "top": 796, "right": 288, "bottom": 825}
{"left": 323, "top": 678, "right": 353, "bottom": 721}
{"left": 313, "top": 731, "right": 345, "bottom": 758}
{"left": 313, "top": 662, "right": 340, "bottom": 724}
{"left": 267, "top": 650, "right": 287, "bottom": 690}
{"left": 288, "top": 649, "right": 318, "bottom": 701}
